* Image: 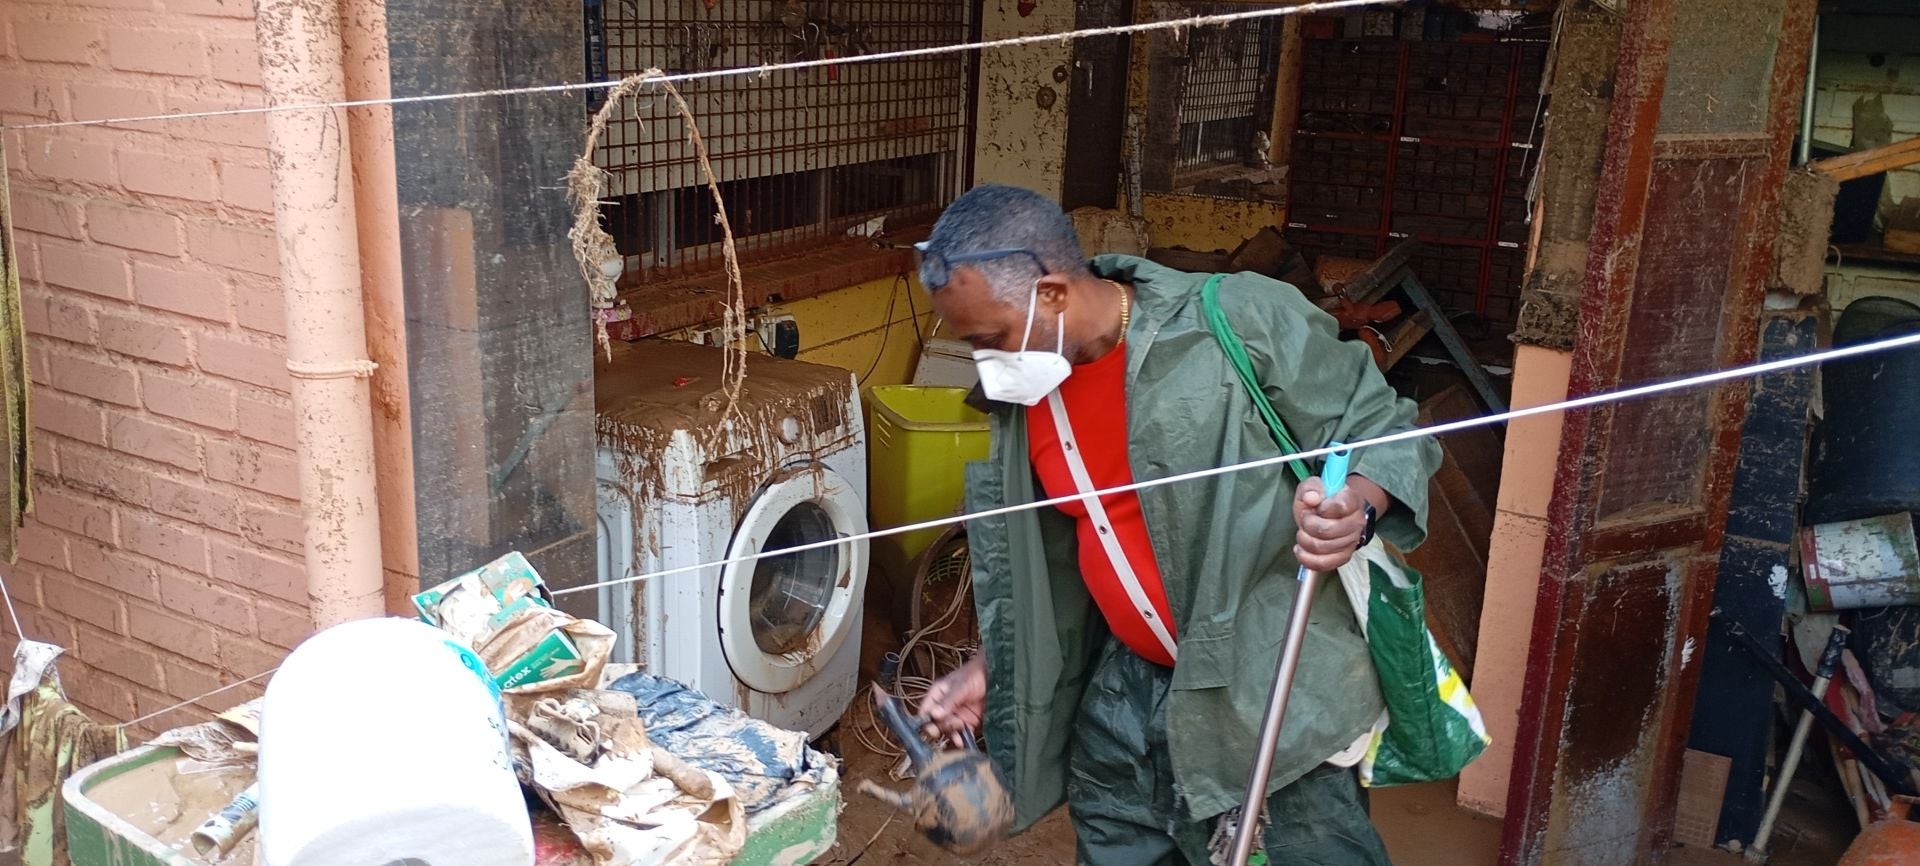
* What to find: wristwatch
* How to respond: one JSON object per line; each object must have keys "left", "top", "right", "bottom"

{"left": 1356, "top": 501, "right": 1377, "bottom": 549}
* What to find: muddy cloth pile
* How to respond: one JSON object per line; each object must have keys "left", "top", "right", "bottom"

{"left": 604, "top": 671, "right": 835, "bottom": 817}
{"left": 422, "top": 552, "right": 748, "bottom": 865}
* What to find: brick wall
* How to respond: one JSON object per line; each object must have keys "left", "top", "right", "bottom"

{"left": 2, "top": 0, "right": 308, "bottom": 730}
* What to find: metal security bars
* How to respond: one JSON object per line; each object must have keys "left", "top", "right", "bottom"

{"left": 1174, "top": 9, "right": 1280, "bottom": 173}
{"left": 592, "top": 0, "right": 973, "bottom": 282}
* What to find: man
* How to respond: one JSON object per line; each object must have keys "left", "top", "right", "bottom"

{"left": 914, "top": 184, "right": 1441, "bottom": 865}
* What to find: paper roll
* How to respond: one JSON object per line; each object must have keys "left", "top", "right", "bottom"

{"left": 258, "top": 618, "right": 533, "bottom": 866}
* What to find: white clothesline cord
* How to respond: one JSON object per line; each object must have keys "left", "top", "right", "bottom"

{"left": 552, "top": 329, "right": 1920, "bottom": 598}
{"left": 3, "top": 0, "right": 1401, "bottom": 132}
{"left": 0, "top": 567, "right": 27, "bottom": 644}
{"left": 74, "top": 328, "right": 1920, "bottom": 730}
{"left": 115, "top": 667, "right": 277, "bottom": 731}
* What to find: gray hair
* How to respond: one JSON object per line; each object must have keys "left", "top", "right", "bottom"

{"left": 919, "top": 184, "right": 1088, "bottom": 303}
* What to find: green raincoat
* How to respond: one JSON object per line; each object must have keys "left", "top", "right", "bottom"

{"left": 963, "top": 254, "right": 1441, "bottom": 830}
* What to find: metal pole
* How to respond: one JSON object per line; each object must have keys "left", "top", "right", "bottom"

{"left": 1747, "top": 623, "right": 1849, "bottom": 860}
{"left": 1228, "top": 568, "right": 1328, "bottom": 865}
{"left": 1797, "top": 16, "right": 1819, "bottom": 166}
{"left": 255, "top": 0, "right": 388, "bottom": 627}
{"left": 1229, "top": 447, "right": 1352, "bottom": 865}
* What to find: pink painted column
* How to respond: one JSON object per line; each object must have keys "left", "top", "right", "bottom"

{"left": 1457, "top": 344, "right": 1572, "bottom": 818}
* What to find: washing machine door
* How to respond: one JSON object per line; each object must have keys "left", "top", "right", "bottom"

{"left": 718, "top": 463, "right": 869, "bottom": 694}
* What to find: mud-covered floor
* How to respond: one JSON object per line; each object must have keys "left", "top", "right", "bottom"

{"left": 818, "top": 607, "right": 1856, "bottom": 864}
{"left": 819, "top": 698, "right": 1497, "bottom": 866}
{"left": 820, "top": 713, "right": 1853, "bottom": 866}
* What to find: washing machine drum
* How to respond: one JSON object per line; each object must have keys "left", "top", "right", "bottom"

{"left": 719, "top": 464, "right": 868, "bottom": 694}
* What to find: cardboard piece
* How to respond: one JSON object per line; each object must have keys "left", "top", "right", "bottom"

{"left": 416, "top": 552, "right": 613, "bottom": 693}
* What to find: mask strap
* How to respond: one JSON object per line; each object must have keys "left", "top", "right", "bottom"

{"left": 1016, "top": 281, "right": 1041, "bottom": 351}
{"left": 1054, "top": 311, "right": 1065, "bottom": 355}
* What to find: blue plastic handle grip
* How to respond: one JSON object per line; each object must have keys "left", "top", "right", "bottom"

{"left": 1320, "top": 444, "right": 1351, "bottom": 497}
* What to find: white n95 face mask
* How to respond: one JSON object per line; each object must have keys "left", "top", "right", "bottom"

{"left": 973, "top": 284, "right": 1071, "bottom": 406}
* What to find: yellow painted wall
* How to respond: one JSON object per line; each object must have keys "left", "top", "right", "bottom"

{"left": 658, "top": 274, "right": 937, "bottom": 397}
{"left": 1138, "top": 193, "right": 1289, "bottom": 254}
{"left": 972, "top": 0, "right": 1076, "bottom": 195}
{"left": 785, "top": 275, "right": 937, "bottom": 392}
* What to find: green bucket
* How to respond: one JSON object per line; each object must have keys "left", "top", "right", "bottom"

{"left": 65, "top": 746, "right": 841, "bottom": 866}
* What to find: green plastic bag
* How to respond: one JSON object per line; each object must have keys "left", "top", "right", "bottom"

{"left": 1336, "top": 546, "right": 1491, "bottom": 786}
{"left": 1199, "top": 274, "right": 1491, "bottom": 787}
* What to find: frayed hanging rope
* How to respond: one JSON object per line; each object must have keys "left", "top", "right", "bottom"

{"left": 568, "top": 70, "right": 747, "bottom": 419}
{"left": 659, "top": 80, "right": 749, "bottom": 415}
{"left": 567, "top": 72, "right": 654, "bottom": 360}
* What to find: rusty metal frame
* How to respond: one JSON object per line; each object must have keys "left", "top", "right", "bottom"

{"left": 1498, "top": 0, "right": 1818, "bottom": 862}
{"left": 596, "top": 0, "right": 973, "bottom": 282}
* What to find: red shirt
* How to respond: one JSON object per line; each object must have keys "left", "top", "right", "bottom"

{"left": 1026, "top": 343, "right": 1179, "bottom": 667}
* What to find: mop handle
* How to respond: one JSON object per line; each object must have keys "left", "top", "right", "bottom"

{"left": 1297, "top": 449, "right": 1351, "bottom": 581}
{"left": 1231, "top": 445, "right": 1352, "bottom": 865}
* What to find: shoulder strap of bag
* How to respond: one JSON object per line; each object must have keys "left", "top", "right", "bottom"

{"left": 1200, "top": 273, "right": 1312, "bottom": 484}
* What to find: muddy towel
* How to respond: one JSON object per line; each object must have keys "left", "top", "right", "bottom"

{"left": 0, "top": 642, "right": 128, "bottom": 864}
{"left": 604, "top": 672, "right": 835, "bottom": 816}
{"left": 0, "top": 142, "right": 34, "bottom": 564}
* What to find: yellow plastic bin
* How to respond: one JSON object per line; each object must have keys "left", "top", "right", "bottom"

{"left": 868, "top": 386, "right": 991, "bottom": 588}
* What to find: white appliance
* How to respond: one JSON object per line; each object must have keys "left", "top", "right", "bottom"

{"left": 594, "top": 339, "right": 868, "bottom": 739}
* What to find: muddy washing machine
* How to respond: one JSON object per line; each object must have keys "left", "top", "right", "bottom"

{"left": 594, "top": 339, "right": 869, "bottom": 739}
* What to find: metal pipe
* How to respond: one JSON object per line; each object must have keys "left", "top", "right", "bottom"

{"left": 338, "top": 0, "right": 422, "bottom": 600}
{"left": 1747, "top": 623, "right": 1848, "bottom": 860}
{"left": 1713, "top": 613, "right": 1916, "bottom": 796}
{"left": 1230, "top": 447, "right": 1352, "bottom": 865}
{"left": 1797, "top": 16, "right": 1819, "bottom": 165}
{"left": 1229, "top": 566, "right": 1328, "bottom": 865}
{"left": 253, "top": 0, "right": 387, "bottom": 627}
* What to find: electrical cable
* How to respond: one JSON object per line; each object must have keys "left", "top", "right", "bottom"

{"left": 856, "top": 273, "right": 906, "bottom": 387}
{"left": 856, "top": 537, "right": 975, "bottom": 772}
{"left": 901, "top": 271, "right": 927, "bottom": 349}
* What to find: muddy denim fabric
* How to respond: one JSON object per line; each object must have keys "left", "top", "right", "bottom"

{"left": 1067, "top": 642, "right": 1392, "bottom": 866}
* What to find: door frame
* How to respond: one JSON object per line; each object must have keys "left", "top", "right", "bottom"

{"left": 1499, "top": 0, "right": 1819, "bottom": 861}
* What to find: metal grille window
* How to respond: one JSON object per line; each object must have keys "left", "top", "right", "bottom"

{"left": 593, "top": 0, "right": 972, "bottom": 282}
{"left": 1139, "top": 4, "right": 1282, "bottom": 197}
{"left": 1174, "top": 12, "right": 1280, "bottom": 173}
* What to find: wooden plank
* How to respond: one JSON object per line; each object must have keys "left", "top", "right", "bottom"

{"left": 1402, "top": 385, "right": 1499, "bottom": 682}
{"left": 1336, "top": 240, "right": 1418, "bottom": 305}
{"left": 1228, "top": 226, "right": 1295, "bottom": 277}
{"left": 1146, "top": 247, "right": 1233, "bottom": 274}
{"left": 1810, "top": 135, "right": 1920, "bottom": 182}
{"left": 1380, "top": 309, "right": 1435, "bottom": 370}
{"left": 1398, "top": 272, "right": 1508, "bottom": 413}
{"left": 1502, "top": 0, "right": 1820, "bottom": 861}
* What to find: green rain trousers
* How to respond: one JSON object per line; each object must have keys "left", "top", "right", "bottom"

{"left": 1067, "top": 640, "right": 1392, "bottom": 866}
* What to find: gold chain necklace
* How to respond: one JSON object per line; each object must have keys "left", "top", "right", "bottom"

{"left": 1107, "top": 280, "right": 1132, "bottom": 343}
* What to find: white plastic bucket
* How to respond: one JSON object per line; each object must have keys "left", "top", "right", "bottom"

{"left": 258, "top": 617, "right": 533, "bottom": 866}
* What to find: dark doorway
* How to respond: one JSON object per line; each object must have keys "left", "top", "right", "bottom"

{"left": 1061, "top": 0, "right": 1134, "bottom": 210}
